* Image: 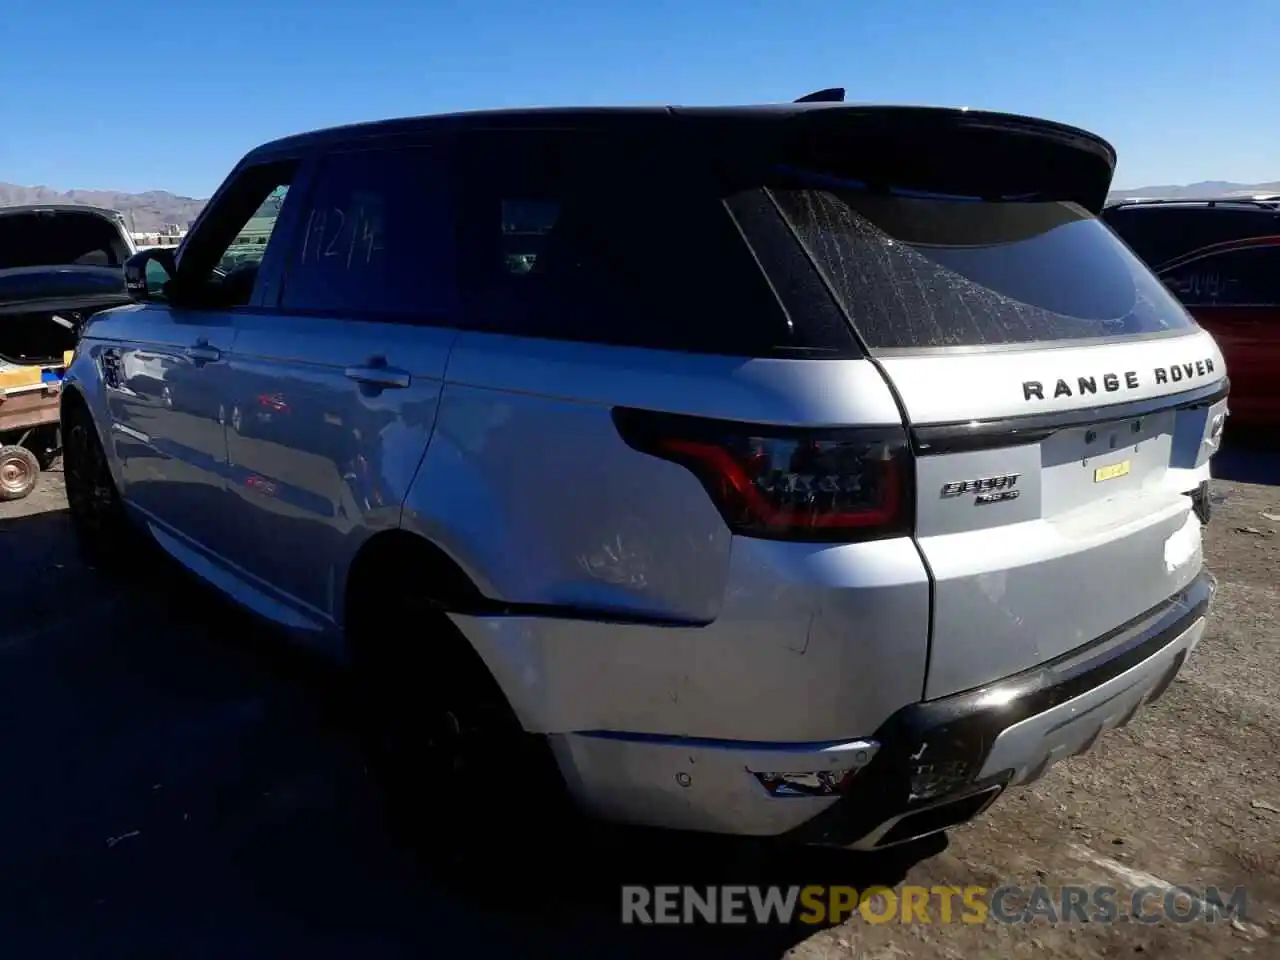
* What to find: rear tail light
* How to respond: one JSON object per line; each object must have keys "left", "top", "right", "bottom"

{"left": 612, "top": 408, "right": 913, "bottom": 542}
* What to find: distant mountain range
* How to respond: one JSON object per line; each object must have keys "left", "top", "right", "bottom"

{"left": 1107, "top": 180, "right": 1280, "bottom": 202}
{"left": 0, "top": 183, "right": 206, "bottom": 233}
{"left": 2, "top": 177, "right": 1277, "bottom": 234}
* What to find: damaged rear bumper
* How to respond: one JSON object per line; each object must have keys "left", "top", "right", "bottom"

{"left": 786, "top": 570, "right": 1214, "bottom": 849}
{"left": 543, "top": 571, "right": 1212, "bottom": 842}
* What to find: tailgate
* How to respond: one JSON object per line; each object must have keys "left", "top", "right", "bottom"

{"left": 883, "top": 330, "right": 1226, "bottom": 698}
{"left": 756, "top": 140, "right": 1227, "bottom": 699}
{"left": 687, "top": 106, "right": 1227, "bottom": 698}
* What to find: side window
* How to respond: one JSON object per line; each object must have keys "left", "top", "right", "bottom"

{"left": 278, "top": 146, "right": 456, "bottom": 321}
{"left": 219, "top": 186, "right": 290, "bottom": 274}
{"left": 501, "top": 200, "right": 559, "bottom": 277}
{"left": 1160, "top": 246, "right": 1280, "bottom": 307}
{"left": 179, "top": 160, "right": 297, "bottom": 309}
{"left": 454, "top": 130, "right": 793, "bottom": 355}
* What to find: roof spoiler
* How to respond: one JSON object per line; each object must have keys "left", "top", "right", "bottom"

{"left": 794, "top": 87, "right": 845, "bottom": 103}
{"left": 772, "top": 106, "right": 1118, "bottom": 213}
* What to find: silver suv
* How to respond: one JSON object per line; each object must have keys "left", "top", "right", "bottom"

{"left": 61, "top": 99, "right": 1226, "bottom": 854}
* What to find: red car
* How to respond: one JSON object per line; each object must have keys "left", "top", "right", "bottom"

{"left": 1102, "top": 198, "right": 1280, "bottom": 428}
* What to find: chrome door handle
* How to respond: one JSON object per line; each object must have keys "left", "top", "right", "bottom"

{"left": 344, "top": 364, "right": 411, "bottom": 389}
{"left": 185, "top": 344, "right": 222, "bottom": 363}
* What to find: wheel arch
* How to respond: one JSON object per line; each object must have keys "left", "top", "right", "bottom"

{"left": 60, "top": 381, "right": 89, "bottom": 420}
{"left": 60, "top": 382, "right": 124, "bottom": 490}
{"left": 341, "top": 527, "right": 536, "bottom": 733}
{"left": 340, "top": 527, "right": 487, "bottom": 642}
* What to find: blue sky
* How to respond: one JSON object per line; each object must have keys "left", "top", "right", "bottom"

{"left": 3, "top": 0, "right": 1277, "bottom": 197}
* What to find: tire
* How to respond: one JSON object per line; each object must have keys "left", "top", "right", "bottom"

{"left": 347, "top": 586, "right": 577, "bottom": 883}
{"left": 62, "top": 403, "right": 143, "bottom": 571}
{"left": 0, "top": 445, "right": 39, "bottom": 501}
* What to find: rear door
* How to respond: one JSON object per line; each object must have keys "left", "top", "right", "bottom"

{"left": 220, "top": 144, "right": 455, "bottom": 624}
{"left": 759, "top": 131, "right": 1226, "bottom": 699}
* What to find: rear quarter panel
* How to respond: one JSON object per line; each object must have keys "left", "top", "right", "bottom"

{"left": 407, "top": 332, "right": 931, "bottom": 742}
{"left": 400, "top": 332, "right": 904, "bottom": 622}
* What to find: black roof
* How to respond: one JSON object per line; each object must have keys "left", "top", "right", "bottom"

{"left": 168, "top": 101, "right": 1117, "bottom": 245}
{"left": 242, "top": 102, "right": 1116, "bottom": 168}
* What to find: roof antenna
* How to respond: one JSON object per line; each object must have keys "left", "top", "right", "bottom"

{"left": 794, "top": 87, "right": 845, "bottom": 103}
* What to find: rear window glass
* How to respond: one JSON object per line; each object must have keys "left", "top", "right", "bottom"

{"left": 771, "top": 187, "right": 1197, "bottom": 350}
{"left": 454, "top": 131, "right": 797, "bottom": 356}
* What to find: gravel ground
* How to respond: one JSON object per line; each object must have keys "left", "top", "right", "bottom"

{"left": 0, "top": 442, "right": 1276, "bottom": 959}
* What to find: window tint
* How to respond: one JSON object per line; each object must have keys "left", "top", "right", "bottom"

{"left": 500, "top": 199, "right": 559, "bottom": 276}
{"left": 772, "top": 187, "right": 1196, "bottom": 350}
{"left": 279, "top": 146, "right": 456, "bottom": 321}
{"left": 1159, "top": 245, "right": 1280, "bottom": 307}
{"left": 454, "top": 130, "right": 794, "bottom": 355}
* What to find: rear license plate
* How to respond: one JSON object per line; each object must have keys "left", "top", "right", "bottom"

{"left": 1094, "top": 460, "right": 1132, "bottom": 483}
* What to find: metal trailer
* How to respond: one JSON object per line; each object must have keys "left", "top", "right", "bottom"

{"left": 0, "top": 355, "right": 68, "bottom": 501}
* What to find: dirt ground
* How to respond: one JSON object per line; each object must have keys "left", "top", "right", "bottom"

{"left": 0, "top": 443, "right": 1276, "bottom": 958}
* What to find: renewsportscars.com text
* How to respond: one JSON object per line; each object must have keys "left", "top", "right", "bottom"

{"left": 621, "top": 884, "right": 1250, "bottom": 926}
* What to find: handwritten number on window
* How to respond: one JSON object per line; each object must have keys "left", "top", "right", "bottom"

{"left": 323, "top": 209, "right": 346, "bottom": 259}
{"left": 299, "top": 204, "right": 382, "bottom": 269}
{"left": 346, "top": 207, "right": 361, "bottom": 269}
{"left": 361, "top": 214, "right": 383, "bottom": 265}
{"left": 299, "top": 208, "right": 320, "bottom": 264}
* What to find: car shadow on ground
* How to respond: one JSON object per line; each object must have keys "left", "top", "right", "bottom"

{"left": 0, "top": 506, "right": 941, "bottom": 958}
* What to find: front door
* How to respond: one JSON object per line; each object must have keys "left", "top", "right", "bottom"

{"left": 220, "top": 144, "right": 457, "bottom": 625}
{"left": 111, "top": 160, "right": 299, "bottom": 562}
{"left": 104, "top": 303, "right": 235, "bottom": 553}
